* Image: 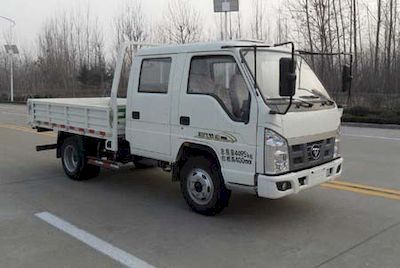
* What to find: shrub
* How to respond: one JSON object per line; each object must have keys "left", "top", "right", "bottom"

{"left": 346, "top": 106, "right": 371, "bottom": 116}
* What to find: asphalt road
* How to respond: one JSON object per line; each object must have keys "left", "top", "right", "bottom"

{"left": 1, "top": 103, "right": 400, "bottom": 268}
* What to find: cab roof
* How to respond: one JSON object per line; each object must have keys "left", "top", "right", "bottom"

{"left": 136, "top": 40, "right": 293, "bottom": 56}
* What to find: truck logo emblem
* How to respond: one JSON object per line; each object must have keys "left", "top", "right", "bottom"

{"left": 311, "top": 144, "right": 321, "bottom": 160}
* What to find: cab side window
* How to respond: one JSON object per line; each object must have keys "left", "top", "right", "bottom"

{"left": 139, "top": 58, "right": 172, "bottom": 93}
{"left": 188, "top": 55, "right": 250, "bottom": 122}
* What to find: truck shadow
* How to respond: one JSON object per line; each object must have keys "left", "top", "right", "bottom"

{"left": 44, "top": 165, "right": 354, "bottom": 264}
{"left": 83, "top": 166, "right": 325, "bottom": 225}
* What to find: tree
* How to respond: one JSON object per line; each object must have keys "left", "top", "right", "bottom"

{"left": 375, "top": 0, "right": 382, "bottom": 72}
{"left": 36, "top": 6, "right": 106, "bottom": 97}
{"left": 112, "top": 1, "right": 148, "bottom": 95}
{"left": 114, "top": 0, "right": 147, "bottom": 57}
{"left": 353, "top": 0, "right": 358, "bottom": 70}
{"left": 162, "top": 0, "right": 202, "bottom": 44}
{"left": 386, "top": 0, "right": 394, "bottom": 70}
{"left": 251, "top": 0, "right": 265, "bottom": 40}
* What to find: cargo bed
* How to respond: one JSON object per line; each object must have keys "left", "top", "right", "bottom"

{"left": 27, "top": 97, "right": 126, "bottom": 139}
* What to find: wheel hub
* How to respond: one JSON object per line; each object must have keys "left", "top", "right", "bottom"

{"left": 63, "top": 145, "right": 79, "bottom": 173}
{"left": 186, "top": 168, "right": 214, "bottom": 205}
{"left": 194, "top": 181, "right": 203, "bottom": 192}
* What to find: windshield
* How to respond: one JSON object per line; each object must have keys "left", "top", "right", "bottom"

{"left": 242, "top": 49, "right": 330, "bottom": 101}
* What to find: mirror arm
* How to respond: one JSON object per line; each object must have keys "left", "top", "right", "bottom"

{"left": 269, "top": 96, "right": 293, "bottom": 115}
{"left": 283, "top": 96, "right": 293, "bottom": 114}
{"left": 273, "top": 42, "right": 295, "bottom": 115}
{"left": 297, "top": 50, "right": 354, "bottom": 103}
{"left": 274, "top": 42, "right": 295, "bottom": 70}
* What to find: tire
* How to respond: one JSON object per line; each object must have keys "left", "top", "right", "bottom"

{"left": 180, "top": 156, "right": 231, "bottom": 216}
{"left": 61, "top": 136, "right": 100, "bottom": 181}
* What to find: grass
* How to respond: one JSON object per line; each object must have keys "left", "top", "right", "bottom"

{"left": 1, "top": 96, "right": 399, "bottom": 125}
{"left": 343, "top": 106, "right": 400, "bottom": 125}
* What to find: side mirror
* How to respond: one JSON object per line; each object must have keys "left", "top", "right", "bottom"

{"left": 279, "top": 58, "right": 297, "bottom": 97}
{"left": 342, "top": 65, "right": 353, "bottom": 92}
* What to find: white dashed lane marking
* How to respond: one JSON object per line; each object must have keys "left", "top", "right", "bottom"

{"left": 35, "top": 212, "right": 156, "bottom": 268}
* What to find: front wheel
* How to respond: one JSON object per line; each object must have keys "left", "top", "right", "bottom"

{"left": 61, "top": 136, "right": 100, "bottom": 181}
{"left": 180, "top": 156, "right": 231, "bottom": 216}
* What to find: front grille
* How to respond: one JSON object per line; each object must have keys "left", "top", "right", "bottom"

{"left": 289, "top": 138, "right": 335, "bottom": 172}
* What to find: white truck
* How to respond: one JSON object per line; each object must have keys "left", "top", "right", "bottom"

{"left": 28, "top": 41, "right": 352, "bottom": 215}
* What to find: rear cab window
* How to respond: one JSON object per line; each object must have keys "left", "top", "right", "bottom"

{"left": 139, "top": 58, "right": 172, "bottom": 93}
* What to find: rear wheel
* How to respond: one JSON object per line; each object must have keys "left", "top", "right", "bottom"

{"left": 61, "top": 136, "right": 100, "bottom": 181}
{"left": 180, "top": 156, "right": 231, "bottom": 216}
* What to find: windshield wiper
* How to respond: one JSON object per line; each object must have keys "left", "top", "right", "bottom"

{"left": 293, "top": 98, "right": 314, "bottom": 108}
{"left": 298, "top": 88, "right": 335, "bottom": 105}
{"left": 267, "top": 97, "right": 314, "bottom": 108}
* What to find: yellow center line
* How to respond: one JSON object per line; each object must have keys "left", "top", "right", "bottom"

{"left": 0, "top": 124, "right": 56, "bottom": 138}
{"left": 327, "top": 180, "right": 400, "bottom": 196}
{"left": 321, "top": 183, "right": 400, "bottom": 201}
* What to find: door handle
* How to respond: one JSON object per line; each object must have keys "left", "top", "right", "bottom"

{"left": 180, "top": 116, "right": 190, "bottom": 126}
{"left": 132, "top": 111, "right": 140, "bottom": 120}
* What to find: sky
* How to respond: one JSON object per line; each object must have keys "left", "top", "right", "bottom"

{"left": 0, "top": 0, "right": 283, "bottom": 52}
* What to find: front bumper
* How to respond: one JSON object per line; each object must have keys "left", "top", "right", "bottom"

{"left": 257, "top": 157, "right": 343, "bottom": 199}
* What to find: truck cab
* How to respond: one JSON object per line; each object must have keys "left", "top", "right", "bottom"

{"left": 126, "top": 41, "right": 342, "bottom": 199}
{"left": 28, "top": 41, "right": 345, "bottom": 215}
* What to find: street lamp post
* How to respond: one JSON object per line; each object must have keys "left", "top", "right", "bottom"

{"left": 1, "top": 16, "right": 17, "bottom": 102}
{"left": 4, "top": 45, "right": 19, "bottom": 102}
{"left": 213, "top": 0, "right": 239, "bottom": 41}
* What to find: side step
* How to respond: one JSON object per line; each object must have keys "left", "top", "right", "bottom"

{"left": 36, "top": 144, "right": 57, "bottom": 151}
{"left": 87, "top": 156, "right": 120, "bottom": 170}
{"left": 36, "top": 127, "right": 53, "bottom": 132}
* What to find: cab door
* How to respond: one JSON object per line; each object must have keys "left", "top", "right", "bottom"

{"left": 126, "top": 56, "right": 175, "bottom": 161}
{"left": 178, "top": 53, "right": 258, "bottom": 186}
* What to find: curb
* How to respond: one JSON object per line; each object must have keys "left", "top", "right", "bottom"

{"left": 0, "top": 101, "right": 26, "bottom": 105}
{"left": 342, "top": 122, "right": 400, "bottom": 130}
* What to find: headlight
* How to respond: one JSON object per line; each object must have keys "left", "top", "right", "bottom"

{"left": 265, "top": 129, "right": 289, "bottom": 174}
{"left": 334, "top": 127, "right": 341, "bottom": 158}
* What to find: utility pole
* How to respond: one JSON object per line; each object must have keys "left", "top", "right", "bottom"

{"left": 1, "top": 16, "right": 17, "bottom": 102}
{"left": 220, "top": 13, "right": 224, "bottom": 40}
{"left": 4, "top": 45, "right": 19, "bottom": 102}
{"left": 229, "top": 12, "right": 232, "bottom": 39}
{"left": 11, "top": 53, "right": 13, "bottom": 101}
{"left": 224, "top": 11, "right": 228, "bottom": 40}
